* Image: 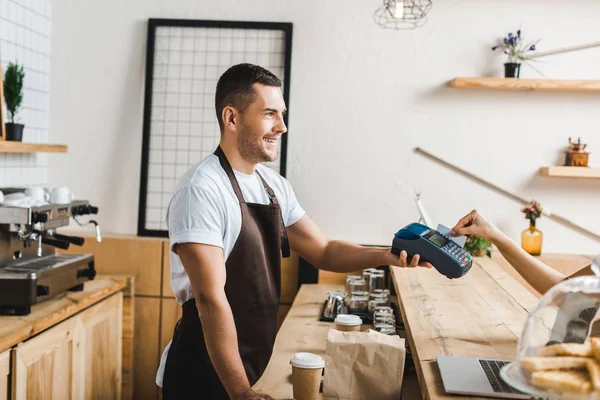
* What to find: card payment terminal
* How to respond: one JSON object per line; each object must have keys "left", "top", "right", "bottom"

{"left": 392, "top": 223, "right": 472, "bottom": 279}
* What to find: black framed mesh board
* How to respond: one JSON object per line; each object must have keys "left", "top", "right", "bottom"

{"left": 138, "top": 19, "right": 293, "bottom": 237}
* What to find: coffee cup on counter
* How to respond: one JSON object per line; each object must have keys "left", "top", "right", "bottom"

{"left": 25, "top": 187, "right": 50, "bottom": 202}
{"left": 290, "top": 352, "right": 324, "bottom": 400}
{"left": 334, "top": 314, "right": 362, "bottom": 332}
{"left": 50, "top": 187, "right": 74, "bottom": 204}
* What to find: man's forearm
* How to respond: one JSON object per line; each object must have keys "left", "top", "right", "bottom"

{"left": 493, "top": 232, "right": 565, "bottom": 294}
{"left": 319, "top": 240, "right": 386, "bottom": 273}
{"left": 197, "top": 295, "right": 250, "bottom": 399}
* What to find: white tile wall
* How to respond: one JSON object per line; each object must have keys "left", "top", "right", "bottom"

{"left": 0, "top": 0, "right": 51, "bottom": 187}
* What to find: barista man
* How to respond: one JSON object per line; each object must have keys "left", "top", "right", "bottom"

{"left": 156, "top": 63, "right": 433, "bottom": 400}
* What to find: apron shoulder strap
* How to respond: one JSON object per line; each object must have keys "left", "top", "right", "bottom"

{"left": 255, "top": 171, "right": 279, "bottom": 207}
{"left": 256, "top": 170, "right": 291, "bottom": 258}
{"left": 214, "top": 146, "right": 246, "bottom": 204}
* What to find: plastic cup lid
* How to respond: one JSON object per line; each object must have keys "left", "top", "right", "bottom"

{"left": 289, "top": 352, "right": 325, "bottom": 369}
{"left": 334, "top": 314, "right": 363, "bottom": 326}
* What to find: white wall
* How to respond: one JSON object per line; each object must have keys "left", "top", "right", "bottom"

{"left": 50, "top": 0, "right": 600, "bottom": 255}
{"left": 0, "top": 0, "right": 51, "bottom": 186}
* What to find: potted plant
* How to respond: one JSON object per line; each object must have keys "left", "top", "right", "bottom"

{"left": 521, "top": 200, "right": 543, "bottom": 255}
{"left": 464, "top": 235, "right": 491, "bottom": 257}
{"left": 3, "top": 62, "right": 25, "bottom": 141}
{"left": 491, "top": 30, "right": 540, "bottom": 78}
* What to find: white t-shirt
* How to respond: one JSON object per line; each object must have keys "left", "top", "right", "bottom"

{"left": 156, "top": 153, "right": 305, "bottom": 387}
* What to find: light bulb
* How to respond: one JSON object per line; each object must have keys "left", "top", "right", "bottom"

{"left": 393, "top": 0, "right": 404, "bottom": 19}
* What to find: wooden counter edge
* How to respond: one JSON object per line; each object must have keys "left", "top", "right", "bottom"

{"left": 0, "top": 275, "right": 130, "bottom": 353}
{"left": 389, "top": 266, "right": 432, "bottom": 399}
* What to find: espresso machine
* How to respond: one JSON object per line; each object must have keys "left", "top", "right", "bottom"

{"left": 0, "top": 188, "right": 101, "bottom": 315}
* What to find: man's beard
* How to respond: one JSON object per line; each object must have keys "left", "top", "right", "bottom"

{"left": 237, "top": 122, "right": 278, "bottom": 163}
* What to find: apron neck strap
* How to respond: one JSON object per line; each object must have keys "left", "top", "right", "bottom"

{"left": 214, "top": 146, "right": 246, "bottom": 204}
{"left": 213, "top": 146, "right": 290, "bottom": 258}
{"left": 213, "top": 146, "right": 278, "bottom": 206}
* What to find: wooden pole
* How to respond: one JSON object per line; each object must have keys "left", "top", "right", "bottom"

{"left": 414, "top": 147, "right": 600, "bottom": 242}
{"left": 0, "top": 60, "right": 6, "bottom": 141}
{"left": 530, "top": 41, "right": 600, "bottom": 59}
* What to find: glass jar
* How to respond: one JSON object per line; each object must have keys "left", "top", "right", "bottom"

{"left": 347, "top": 291, "right": 369, "bottom": 313}
{"left": 521, "top": 220, "right": 543, "bottom": 256}
{"left": 368, "top": 295, "right": 389, "bottom": 316}
{"left": 373, "top": 306, "right": 394, "bottom": 319}
{"left": 374, "top": 323, "right": 396, "bottom": 335}
{"left": 347, "top": 278, "right": 368, "bottom": 295}
{"left": 374, "top": 314, "right": 396, "bottom": 326}
{"left": 369, "top": 271, "right": 386, "bottom": 292}
{"left": 371, "top": 289, "right": 390, "bottom": 306}
{"left": 362, "top": 268, "right": 376, "bottom": 287}
{"left": 345, "top": 275, "right": 363, "bottom": 295}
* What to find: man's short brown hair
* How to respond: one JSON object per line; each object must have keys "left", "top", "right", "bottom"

{"left": 215, "top": 63, "right": 282, "bottom": 133}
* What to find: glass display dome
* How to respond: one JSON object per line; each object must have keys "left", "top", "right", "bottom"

{"left": 501, "top": 257, "right": 600, "bottom": 399}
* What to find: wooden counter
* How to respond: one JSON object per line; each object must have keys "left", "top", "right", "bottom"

{"left": 390, "top": 257, "right": 539, "bottom": 400}
{"left": 253, "top": 284, "right": 343, "bottom": 399}
{"left": 0, "top": 275, "right": 134, "bottom": 400}
{"left": 0, "top": 276, "right": 129, "bottom": 353}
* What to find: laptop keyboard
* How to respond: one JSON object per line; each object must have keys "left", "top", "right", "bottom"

{"left": 478, "top": 359, "right": 525, "bottom": 394}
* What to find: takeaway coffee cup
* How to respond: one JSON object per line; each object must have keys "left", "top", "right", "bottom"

{"left": 289, "top": 352, "right": 324, "bottom": 400}
{"left": 334, "top": 314, "right": 362, "bottom": 332}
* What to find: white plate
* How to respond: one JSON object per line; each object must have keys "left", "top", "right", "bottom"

{"left": 501, "top": 361, "right": 599, "bottom": 400}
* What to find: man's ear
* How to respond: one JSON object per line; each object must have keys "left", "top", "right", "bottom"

{"left": 222, "top": 106, "right": 238, "bottom": 132}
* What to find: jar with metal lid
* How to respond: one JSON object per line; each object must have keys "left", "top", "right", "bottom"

{"left": 374, "top": 315, "right": 396, "bottom": 328}
{"left": 370, "top": 290, "right": 390, "bottom": 307}
{"left": 374, "top": 323, "right": 396, "bottom": 335}
{"left": 373, "top": 306, "right": 393, "bottom": 315}
{"left": 347, "top": 291, "right": 369, "bottom": 313}
{"left": 368, "top": 294, "right": 389, "bottom": 316}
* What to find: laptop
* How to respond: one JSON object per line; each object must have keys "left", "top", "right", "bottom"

{"left": 437, "top": 289, "right": 600, "bottom": 398}
{"left": 437, "top": 356, "right": 530, "bottom": 399}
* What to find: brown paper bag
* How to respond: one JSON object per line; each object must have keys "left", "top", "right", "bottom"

{"left": 323, "top": 329, "right": 405, "bottom": 400}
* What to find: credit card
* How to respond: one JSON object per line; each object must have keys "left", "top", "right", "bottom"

{"left": 437, "top": 223, "right": 467, "bottom": 248}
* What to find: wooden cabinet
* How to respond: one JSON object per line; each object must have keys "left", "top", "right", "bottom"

{"left": 0, "top": 349, "right": 9, "bottom": 400}
{"left": 134, "top": 297, "right": 160, "bottom": 400}
{"left": 12, "top": 313, "right": 82, "bottom": 400}
{"left": 11, "top": 292, "right": 124, "bottom": 400}
{"left": 79, "top": 293, "right": 123, "bottom": 400}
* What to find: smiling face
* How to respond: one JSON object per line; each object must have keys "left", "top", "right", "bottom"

{"left": 236, "top": 83, "right": 287, "bottom": 163}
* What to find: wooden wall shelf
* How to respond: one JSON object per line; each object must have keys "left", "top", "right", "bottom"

{"left": 540, "top": 166, "right": 600, "bottom": 179}
{"left": 0, "top": 142, "right": 67, "bottom": 153}
{"left": 450, "top": 77, "right": 600, "bottom": 92}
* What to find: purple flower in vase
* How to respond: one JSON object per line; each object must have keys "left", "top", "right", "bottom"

{"left": 491, "top": 28, "right": 540, "bottom": 68}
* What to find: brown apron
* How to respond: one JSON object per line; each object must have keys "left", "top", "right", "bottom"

{"left": 162, "top": 146, "right": 290, "bottom": 399}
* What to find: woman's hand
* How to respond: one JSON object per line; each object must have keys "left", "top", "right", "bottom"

{"left": 451, "top": 209, "right": 502, "bottom": 243}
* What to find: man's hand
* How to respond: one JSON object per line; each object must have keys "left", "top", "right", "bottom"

{"left": 450, "top": 209, "right": 502, "bottom": 244}
{"left": 382, "top": 249, "right": 433, "bottom": 269}
{"left": 234, "top": 389, "right": 276, "bottom": 400}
